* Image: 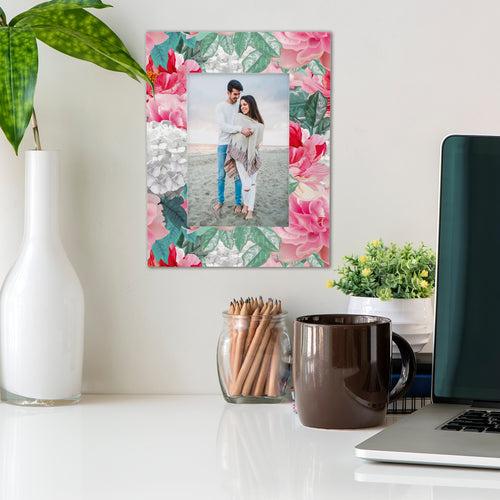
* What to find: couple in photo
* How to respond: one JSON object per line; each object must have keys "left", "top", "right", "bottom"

{"left": 213, "top": 79, "right": 264, "bottom": 221}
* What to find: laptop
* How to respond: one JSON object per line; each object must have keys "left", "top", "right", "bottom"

{"left": 355, "top": 135, "right": 500, "bottom": 469}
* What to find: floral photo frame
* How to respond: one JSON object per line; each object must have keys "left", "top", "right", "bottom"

{"left": 146, "top": 31, "right": 331, "bottom": 268}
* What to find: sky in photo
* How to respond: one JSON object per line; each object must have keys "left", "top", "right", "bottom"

{"left": 187, "top": 73, "right": 289, "bottom": 146}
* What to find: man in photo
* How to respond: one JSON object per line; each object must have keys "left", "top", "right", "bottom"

{"left": 213, "top": 79, "right": 253, "bottom": 214}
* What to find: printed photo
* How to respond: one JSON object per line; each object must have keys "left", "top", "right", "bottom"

{"left": 187, "top": 73, "right": 289, "bottom": 227}
{"left": 146, "top": 31, "right": 331, "bottom": 268}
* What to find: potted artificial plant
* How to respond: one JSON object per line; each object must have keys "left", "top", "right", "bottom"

{"left": 0, "top": 1, "right": 149, "bottom": 406}
{"left": 328, "top": 240, "right": 436, "bottom": 352}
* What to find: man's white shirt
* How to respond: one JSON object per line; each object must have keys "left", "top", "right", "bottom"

{"left": 215, "top": 101, "right": 242, "bottom": 145}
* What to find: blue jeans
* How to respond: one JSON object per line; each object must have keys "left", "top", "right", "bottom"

{"left": 217, "top": 144, "right": 242, "bottom": 205}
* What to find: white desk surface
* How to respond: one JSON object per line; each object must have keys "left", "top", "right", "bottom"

{"left": 2, "top": 395, "right": 500, "bottom": 500}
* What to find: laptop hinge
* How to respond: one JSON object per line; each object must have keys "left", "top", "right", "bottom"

{"left": 471, "top": 400, "right": 500, "bottom": 409}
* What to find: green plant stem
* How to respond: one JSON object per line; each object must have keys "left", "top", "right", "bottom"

{"left": 31, "top": 109, "right": 42, "bottom": 150}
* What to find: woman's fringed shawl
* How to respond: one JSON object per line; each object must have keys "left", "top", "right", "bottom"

{"left": 225, "top": 113, "right": 264, "bottom": 177}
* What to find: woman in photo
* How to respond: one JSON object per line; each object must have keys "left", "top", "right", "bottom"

{"left": 225, "top": 95, "right": 264, "bottom": 220}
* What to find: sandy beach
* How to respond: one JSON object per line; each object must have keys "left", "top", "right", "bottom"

{"left": 187, "top": 145, "right": 289, "bottom": 227}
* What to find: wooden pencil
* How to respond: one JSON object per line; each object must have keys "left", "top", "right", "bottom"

{"left": 252, "top": 324, "right": 277, "bottom": 396}
{"left": 231, "top": 302, "right": 275, "bottom": 395}
{"left": 241, "top": 302, "right": 279, "bottom": 396}
{"left": 266, "top": 301, "right": 283, "bottom": 396}
{"left": 230, "top": 301, "right": 250, "bottom": 394}
{"left": 228, "top": 300, "right": 241, "bottom": 394}
{"left": 243, "top": 305, "right": 262, "bottom": 357}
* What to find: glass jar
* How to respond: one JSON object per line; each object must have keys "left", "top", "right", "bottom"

{"left": 217, "top": 310, "right": 291, "bottom": 403}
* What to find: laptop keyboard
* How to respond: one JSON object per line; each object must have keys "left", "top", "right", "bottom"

{"left": 440, "top": 409, "right": 500, "bottom": 433}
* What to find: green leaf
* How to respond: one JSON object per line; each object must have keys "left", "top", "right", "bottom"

{"left": 150, "top": 32, "right": 180, "bottom": 67}
{"left": 180, "top": 227, "right": 213, "bottom": 255}
{"left": 188, "top": 226, "right": 212, "bottom": 237}
{"left": 0, "top": 7, "right": 6, "bottom": 25}
{"left": 10, "top": 1, "right": 112, "bottom": 26}
{"left": 219, "top": 34, "right": 234, "bottom": 55}
{"left": 51, "top": 0, "right": 110, "bottom": 5}
{"left": 177, "top": 42, "right": 204, "bottom": 67}
{"left": 308, "top": 253, "right": 324, "bottom": 267}
{"left": 219, "top": 230, "right": 234, "bottom": 249}
{"left": 242, "top": 244, "right": 270, "bottom": 267}
{"left": 151, "top": 233, "right": 178, "bottom": 264}
{"left": 292, "top": 259, "right": 307, "bottom": 268}
{"left": 250, "top": 227, "right": 280, "bottom": 252}
{"left": 193, "top": 31, "right": 211, "bottom": 42}
{"left": 233, "top": 226, "right": 251, "bottom": 251}
{"left": 233, "top": 32, "right": 250, "bottom": 57}
{"left": 288, "top": 179, "right": 299, "bottom": 194}
{"left": 15, "top": 9, "right": 147, "bottom": 82}
{"left": 199, "top": 32, "right": 218, "bottom": 58}
{"left": 166, "top": 217, "right": 183, "bottom": 242}
{"left": 154, "top": 220, "right": 181, "bottom": 250}
{"left": 33, "top": 0, "right": 109, "bottom": 7}
{"left": 308, "top": 59, "right": 326, "bottom": 75}
{"left": 183, "top": 33, "right": 197, "bottom": 49}
{"left": 181, "top": 227, "right": 200, "bottom": 244}
{"left": 0, "top": 27, "right": 38, "bottom": 154}
{"left": 242, "top": 50, "right": 259, "bottom": 71}
{"left": 200, "top": 227, "right": 219, "bottom": 252}
{"left": 315, "top": 116, "right": 330, "bottom": 135}
{"left": 289, "top": 88, "right": 308, "bottom": 122}
{"left": 249, "top": 32, "right": 281, "bottom": 57}
{"left": 242, "top": 244, "right": 260, "bottom": 266}
{"left": 242, "top": 50, "right": 270, "bottom": 73}
{"left": 161, "top": 195, "right": 187, "bottom": 229}
{"left": 305, "top": 91, "right": 328, "bottom": 134}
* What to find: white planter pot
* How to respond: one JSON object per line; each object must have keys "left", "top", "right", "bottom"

{"left": 347, "top": 296, "right": 433, "bottom": 353}
{"left": 0, "top": 151, "right": 84, "bottom": 405}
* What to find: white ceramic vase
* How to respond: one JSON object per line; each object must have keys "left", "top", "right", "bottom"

{"left": 347, "top": 296, "right": 433, "bottom": 353}
{"left": 0, "top": 151, "right": 84, "bottom": 405}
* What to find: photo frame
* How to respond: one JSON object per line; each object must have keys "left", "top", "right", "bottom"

{"left": 146, "top": 31, "right": 331, "bottom": 268}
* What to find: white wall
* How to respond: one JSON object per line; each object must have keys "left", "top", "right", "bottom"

{"left": 2, "top": 0, "right": 500, "bottom": 393}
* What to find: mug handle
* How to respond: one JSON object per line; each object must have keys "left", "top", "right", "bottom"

{"left": 388, "top": 332, "right": 417, "bottom": 403}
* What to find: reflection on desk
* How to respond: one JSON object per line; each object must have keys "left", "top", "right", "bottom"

{"left": 355, "top": 462, "right": 500, "bottom": 499}
{"left": 0, "top": 396, "right": 498, "bottom": 500}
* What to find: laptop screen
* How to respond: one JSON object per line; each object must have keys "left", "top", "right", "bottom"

{"left": 434, "top": 135, "right": 500, "bottom": 403}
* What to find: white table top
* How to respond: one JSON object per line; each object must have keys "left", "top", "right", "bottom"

{"left": 1, "top": 395, "right": 500, "bottom": 499}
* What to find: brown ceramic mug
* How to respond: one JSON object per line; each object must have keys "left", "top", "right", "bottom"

{"left": 293, "top": 314, "right": 416, "bottom": 429}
